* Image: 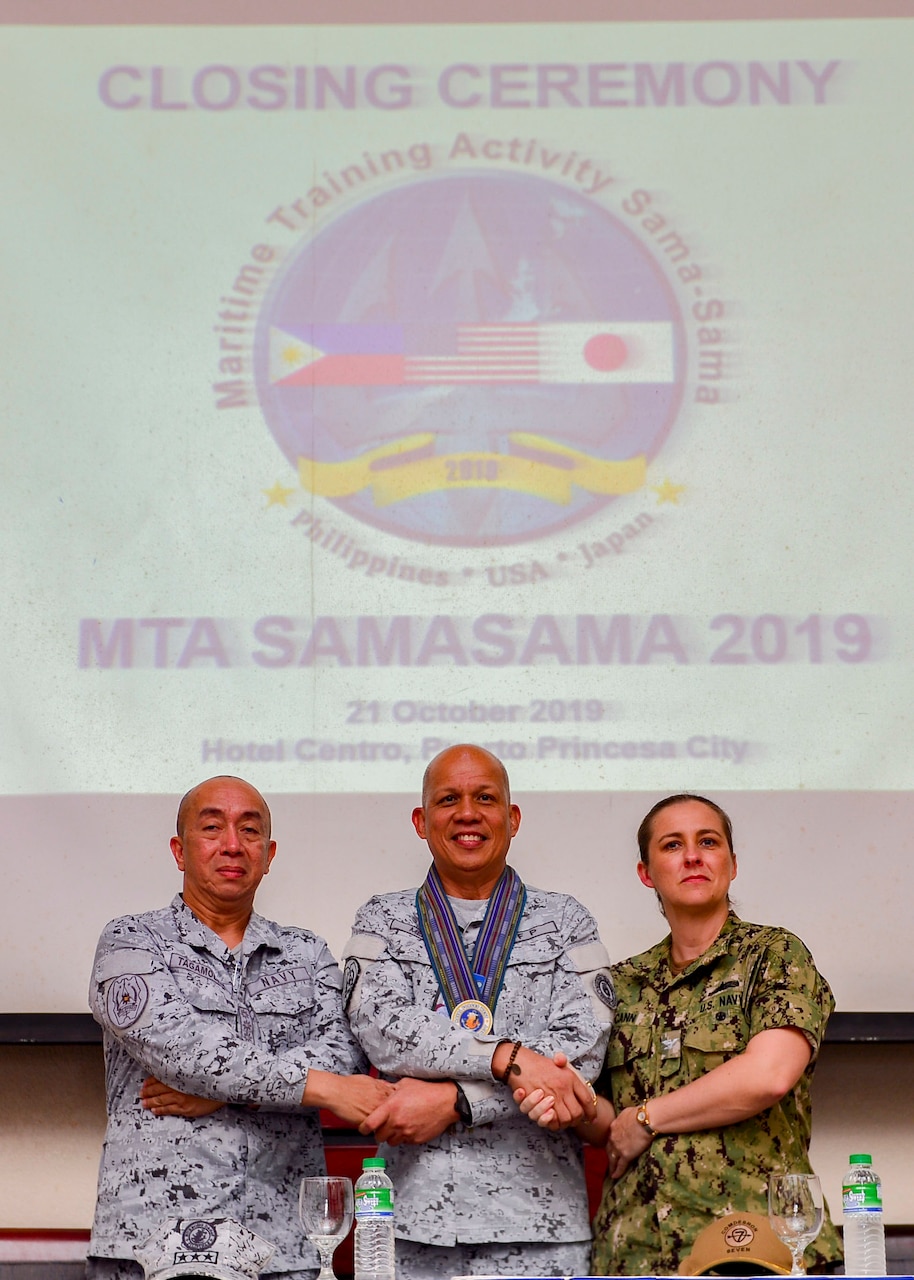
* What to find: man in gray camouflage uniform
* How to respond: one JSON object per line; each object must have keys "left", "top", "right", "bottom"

{"left": 343, "top": 744, "right": 615, "bottom": 1280}
{"left": 86, "top": 775, "right": 391, "bottom": 1280}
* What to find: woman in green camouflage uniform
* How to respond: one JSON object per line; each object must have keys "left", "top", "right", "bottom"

{"left": 520, "top": 794, "right": 841, "bottom": 1276}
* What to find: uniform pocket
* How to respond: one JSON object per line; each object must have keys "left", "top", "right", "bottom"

{"left": 248, "top": 976, "right": 317, "bottom": 1052}
{"left": 681, "top": 1007, "right": 750, "bottom": 1069}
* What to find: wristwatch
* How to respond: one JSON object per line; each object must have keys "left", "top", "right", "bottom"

{"left": 635, "top": 1101, "right": 658, "bottom": 1137}
{"left": 453, "top": 1083, "right": 473, "bottom": 1126}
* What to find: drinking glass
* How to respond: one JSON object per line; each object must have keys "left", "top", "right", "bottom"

{"left": 768, "top": 1172, "right": 824, "bottom": 1276}
{"left": 299, "top": 1175, "right": 354, "bottom": 1280}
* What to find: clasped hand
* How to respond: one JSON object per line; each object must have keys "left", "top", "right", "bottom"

{"left": 513, "top": 1053, "right": 648, "bottom": 1179}
{"left": 359, "top": 1077, "right": 461, "bottom": 1145}
{"left": 507, "top": 1048, "right": 598, "bottom": 1130}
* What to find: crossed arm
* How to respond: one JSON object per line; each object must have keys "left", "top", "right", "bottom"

{"left": 137, "top": 896, "right": 609, "bottom": 1140}
{"left": 516, "top": 1027, "right": 812, "bottom": 1178}
{"left": 141, "top": 1068, "right": 392, "bottom": 1125}
{"left": 145, "top": 1045, "right": 598, "bottom": 1141}
{"left": 354, "top": 1045, "right": 599, "bottom": 1146}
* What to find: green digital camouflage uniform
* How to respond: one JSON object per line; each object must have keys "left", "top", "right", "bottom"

{"left": 591, "top": 914, "right": 842, "bottom": 1276}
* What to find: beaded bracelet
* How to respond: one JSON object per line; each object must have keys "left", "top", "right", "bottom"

{"left": 501, "top": 1040, "right": 523, "bottom": 1083}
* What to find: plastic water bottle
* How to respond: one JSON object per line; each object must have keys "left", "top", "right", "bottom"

{"left": 354, "top": 1156, "right": 395, "bottom": 1280}
{"left": 842, "top": 1153, "right": 886, "bottom": 1276}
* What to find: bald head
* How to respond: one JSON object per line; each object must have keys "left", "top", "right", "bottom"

{"left": 421, "top": 744, "right": 511, "bottom": 808}
{"left": 176, "top": 775, "right": 272, "bottom": 841}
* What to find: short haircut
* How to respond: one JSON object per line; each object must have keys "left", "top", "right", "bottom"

{"left": 175, "top": 776, "right": 272, "bottom": 840}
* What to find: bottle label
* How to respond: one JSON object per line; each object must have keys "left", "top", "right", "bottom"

{"left": 355, "top": 1187, "right": 394, "bottom": 1217}
{"left": 842, "top": 1183, "right": 883, "bottom": 1213}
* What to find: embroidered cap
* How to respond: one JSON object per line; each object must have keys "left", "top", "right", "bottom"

{"left": 678, "top": 1211, "right": 793, "bottom": 1276}
{"left": 135, "top": 1217, "right": 275, "bottom": 1280}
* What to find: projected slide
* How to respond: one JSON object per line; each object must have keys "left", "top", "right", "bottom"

{"left": 7, "top": 14, "right": 908, "bottom": 797}
{"left": 2, "top": 2, "right": 913, "bottom": 1011}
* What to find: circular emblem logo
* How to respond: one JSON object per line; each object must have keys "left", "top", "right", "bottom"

{"left": 594, "top": 970, "right": 617, "bottom": 1009}
{"left": 254, "top": 171, "right": 685, "bottom": 547}
{"left": 450, "top": 998, "right": 494, "bottom": 1033}
{"left": 181, "top": 1220, "right": 218, "bottom": 1251}
{"left": 724, "top": 1221, "right": 756, "bottom": 1248}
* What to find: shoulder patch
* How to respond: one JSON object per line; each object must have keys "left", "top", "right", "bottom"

{"left": 342, "top": 957, "right": 360, "bottom": 1010}
{"left": 105, "top": 973, "right": 149, "bottom": 1029}
{"left": 594, "top": 970, "right": 617, "bottom": 1009}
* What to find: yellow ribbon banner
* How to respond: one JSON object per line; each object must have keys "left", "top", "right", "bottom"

{"left": 298, "top": 432, "right": 646, "bottom": 507}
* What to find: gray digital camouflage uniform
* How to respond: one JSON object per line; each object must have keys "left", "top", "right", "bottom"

{"left": 87, "top": 894, "right": 365, "bottom": 1277}
{"left": 343, "top": 880, "right": 614, "bottom": 1258}
{"left": 591, "top": 914, "right": 842, "bottom": 1276}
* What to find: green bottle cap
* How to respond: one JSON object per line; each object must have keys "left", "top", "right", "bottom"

{"left": 849, "top": 1154, "right": 873, "bottom": 1164}
{"left": 362, "top": 1157, "right": 386, "bottom": 1168}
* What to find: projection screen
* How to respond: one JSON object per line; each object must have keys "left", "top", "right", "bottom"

{"left": 3, "top": 0, "right": 912, "bottom": 1014}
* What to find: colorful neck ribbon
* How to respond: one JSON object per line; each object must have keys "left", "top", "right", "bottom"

{"left": 416, "top": 864, "right": 526, "bottom": 1026}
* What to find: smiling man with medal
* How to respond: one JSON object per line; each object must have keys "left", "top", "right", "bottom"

{"left": 343, "top": 744, "right": 615, "bottom": 1280}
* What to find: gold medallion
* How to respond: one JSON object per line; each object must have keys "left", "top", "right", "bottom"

{"left": 450, "top": 999, "right": 493, "bottom": 1034}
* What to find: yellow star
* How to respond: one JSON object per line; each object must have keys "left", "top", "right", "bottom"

{"left": 652, "top": 477, "right": 686, "bottom": 505}
{"left": 263, "top": 480, "right": 296, "bottom": 507}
